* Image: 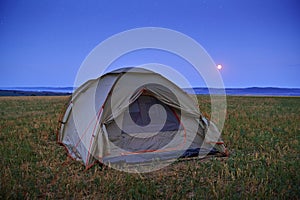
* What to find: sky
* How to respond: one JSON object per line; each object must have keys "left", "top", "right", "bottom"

{"left": 0, "top": 0, "right": 299, "bottom": 88}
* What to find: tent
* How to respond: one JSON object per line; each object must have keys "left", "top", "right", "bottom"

{"left": 57, "top": 67, "right": 227, "bottom": 170}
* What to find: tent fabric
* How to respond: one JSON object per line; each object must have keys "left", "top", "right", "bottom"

{"left": 58, "top": 67, "right": 227, "bottom": 168}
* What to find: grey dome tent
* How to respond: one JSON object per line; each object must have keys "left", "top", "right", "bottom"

{"left": 58, "top": 67, "right": 227, "bottom": 169}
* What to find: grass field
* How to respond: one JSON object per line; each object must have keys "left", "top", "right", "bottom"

{"left": 0, "top": 96, "right": 299, "bottom": 199}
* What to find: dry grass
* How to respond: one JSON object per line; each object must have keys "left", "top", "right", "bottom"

{"left": 0, "top": 95, "right": 299, "bottom": 199}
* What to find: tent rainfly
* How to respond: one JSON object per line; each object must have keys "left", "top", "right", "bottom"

{"left": 57, "top": 67, "right": 228, "bottom": 169}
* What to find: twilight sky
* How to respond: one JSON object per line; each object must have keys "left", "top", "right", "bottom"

{"left": 0, "top": 0, "right": 299, "bottom": 88}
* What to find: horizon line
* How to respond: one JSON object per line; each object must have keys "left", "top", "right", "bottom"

{"left": 1, "top": 86, "right": 300, "bottom": 90}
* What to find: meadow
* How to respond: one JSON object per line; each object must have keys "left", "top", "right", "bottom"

{"left": 0, "top": 95, "right": 299, "bottom": 199}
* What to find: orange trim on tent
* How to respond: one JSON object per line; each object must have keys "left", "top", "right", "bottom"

{"left": 85, "top": 106, "right": 103, "bottom": 166}
{"left": 205, "top": 141, "right": 224, "bottom": 145}
{"left": 73, "top": 106, "right": 103, "bottom": 149}
{"left": 57, "top": 101, "right": 105, "bottom": 168}
{"left": 79, "top": 74, "right": 123, "bottom": 168}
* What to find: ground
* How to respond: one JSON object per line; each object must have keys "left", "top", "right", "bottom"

{"left": 0, "top": 96, "right": 299, "bottom": 199}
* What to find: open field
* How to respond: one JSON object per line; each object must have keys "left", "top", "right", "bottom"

{"left": 0, "top": 96, "right": 299, "bottom": 199}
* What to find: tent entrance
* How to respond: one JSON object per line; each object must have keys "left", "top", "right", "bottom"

{"left": 106, "top": 94, "right": 184, "bottom": 152}
{"left": 127, "top": 94, "right": 181, "bottom": 133}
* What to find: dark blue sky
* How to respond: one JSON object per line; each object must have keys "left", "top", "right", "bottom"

{"left": 1, "top": 0, "right": 299, "bottom": 88}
